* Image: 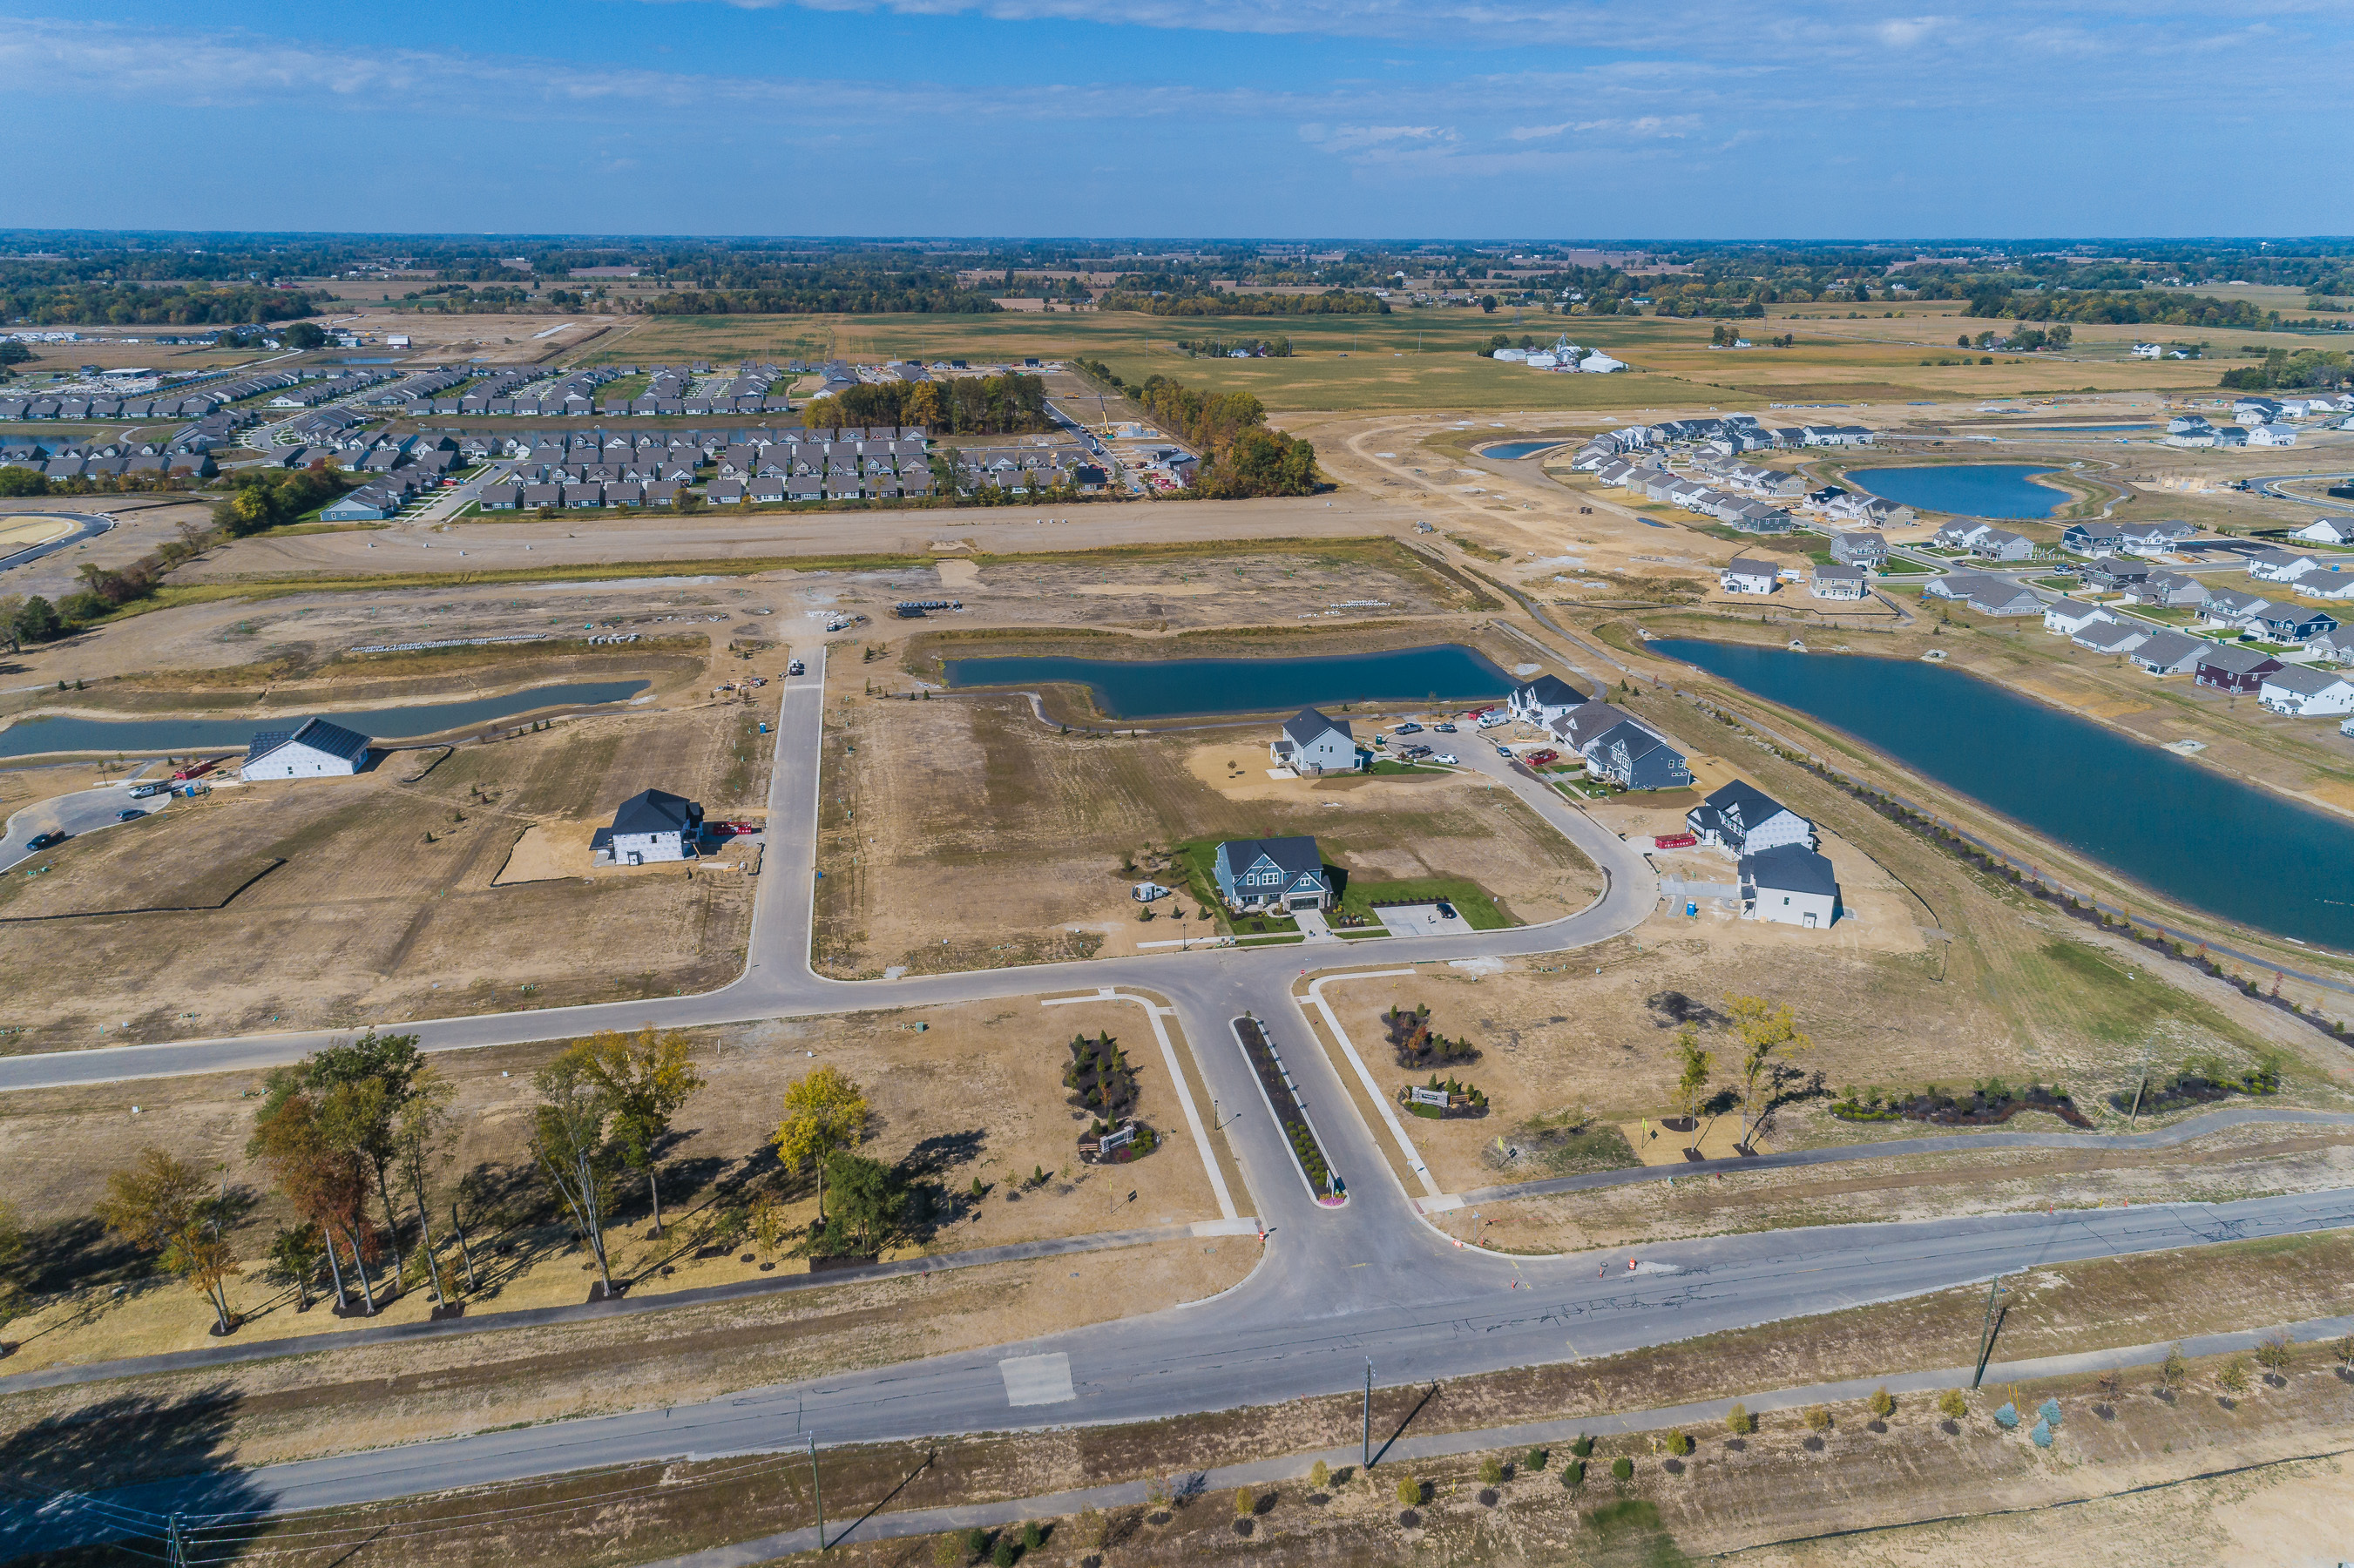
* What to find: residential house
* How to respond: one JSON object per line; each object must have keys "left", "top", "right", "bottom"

{"left": 243, "top": 718, "right": 372, "bottom": 781}
{"left": 2233, "top": 396, "right": 2283, "bottom": 426}
{"left": 478, "top": 484, "right": 522, "bottom": 510}
{"left": 2294, "top": 516, "right": 2354, "bottom": 545}
{"left": 1506, "top": 675, "right": 1586, "bottom": 727}
{"left": 1810, "top": 563, "right": 1868, "bottom": 600}
{"left": 1933, "top": 520, "right": 1992, "bottom": 551}
{"left": 2202, "top": 588, "right": 2274, "bottom": 630}
{"left": 1270, "top": 707, "right": 1362, "bottom": 774}
{"left": 2245, "top": 547, "right": 2325, "bottom": 585}
{"left": 1720, "top": 557, "right": 1781, "bottom": 595}
{"left": 2246, "top": 604, "right": 2339, "bottom": 645}
{"left": 2117, "top": 522, "right": 2193, "bottom": 557}
{"left": 2249, "top": 422, "right": 2299, "bottom": 448}
{"left": 1210, "top": 835, "right": 1331, "bottom": 913}
{"left": 1687, "top": 781, "right": 1813, "bottom": 855}
{"left": 2129, "top": 629, "right": 2208, "bottom": 676}
{"left": 321, "top": 491, "right": 397, "bottom": 523}
{"left": 1968, "top": 527, "right": 2035, "bottom": 562}
{"left": 592, "top": 788, "right": 704, "bottom": 865}
{"left": 2081, "top": 558, "right": 2154, "bottom": 592}
{"left": 2042, "top": 601, "right": 2113, "bottom": 638}
{"left": 705, "top": 478, "right": 746, "bottom": 504}
{"left": 1830, "top": 531, "right": 1887, "bottom": 567}
{"left": 1740, "top": 843, "right": 1839, "bottom": 929}
{"left": 2195, "top": 645, "right": 2285, "bottom": 693}
{"left": 1925, "top": 574, "right": 2042, "bottom": 616}
{"left": 519, "top": 483, "right": 562, "bottom": 510}
{"left": 2260, "top": 666, "right": 2354, "bottom": 717}
{"left": 2128, "top": 571, "right": 2209, "bottom": 610}
{"left": 2073, "top": 620, "right": 2150, "bottom": 656}
{"left": 1582, "top": 719, "right": 1693, "bottom": 789}
{"left": 2061, "top": 521, "right": 2122, "bottom": 557}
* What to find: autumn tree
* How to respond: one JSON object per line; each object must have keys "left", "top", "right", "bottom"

{"left": 250, "top": 1085, "right": 382, "bottom": 1312}
{"left": 267, "top": 1221, "right": 323, "bottom": 1312}
{"left": 391, "top": 1066, "right": 458, "bottom": 1301}
{"left": 271, "top": 1031, "right": 426, "bottom": 1285}
{"left": 774, "top": 1066, "right": 869, "bottom": 1224}
{"left": 1668, "top": 1024, "right": 1711, "bottom": 1126}
{"left": 1726, "top": 996, "right": 1811, "bottom": 1147}
{"left": 531, "top": 1049, "right": 619, "bottom": 1293}
{"left": 580, "top": 1026, "right": 706, "bottom": 1235}
{"left": 95, "top": 1148, "right": 240, "bottom": 1334}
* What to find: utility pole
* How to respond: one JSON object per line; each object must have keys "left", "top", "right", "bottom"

{"left": 2127, "top": 1036, "right": 2157, "bottom": 1130}
{"left": 1363, "top": 1359, "right": 1374, "bottom": 1470}
{"left": 1972, "top": 1275, "right": 2009, "bottom": 1389}
{"left": 809, "top": 1433, "right": 824, "bottom": 1551}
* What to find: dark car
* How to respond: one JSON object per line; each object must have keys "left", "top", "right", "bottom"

{"left": 118, "top": 808, "right": 145, "bottom": 821}
{"left": 26, "top": 830, "right": 64, "bottom": 849}
{"left": 1495, "top": 744, "right": 1514, "bottom": 759}
{"left": 788, "top": 659, "right": 807, "bottom": 676}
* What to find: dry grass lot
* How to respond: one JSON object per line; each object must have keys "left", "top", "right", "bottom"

{"left": 0, "top": 703, "right": 770, "bottom": 1049}
{"left": 811, "top": 689, "right": 1600, "bottom": 978}
{"left": 0, "top": 997, "right": 1240, "bottom": 1378}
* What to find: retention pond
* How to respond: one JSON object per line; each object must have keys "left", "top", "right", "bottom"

{"left": 944, "top": 645, "right": 1512, "bottom": 720}
{"left": 1655, "top": 639, "right": 2354, "bottom": 951}
{"left": 0, "top": 680, "right": 652, "bottom": 760}
{"left": 1849, "top": 463, "right": 2069, "bottom": 518}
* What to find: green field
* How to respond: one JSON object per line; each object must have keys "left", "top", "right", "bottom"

{"left": 592, "top": 305, "right": 2234, "bottom": 413}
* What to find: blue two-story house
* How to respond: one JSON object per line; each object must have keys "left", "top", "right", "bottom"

{"left": 1211, "top": 836, "right": 1331, "bottom": 914}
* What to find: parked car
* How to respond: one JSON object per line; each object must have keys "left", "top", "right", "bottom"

{"left": 1432, "top": 721, "right": 1458, "bottom": 733}
{"left": 26, "top": 831, "right": 64, "bottom": 849}
{"left": 1495, "top": 744, "right": 1514, "bottom": 758}
{"left": 1393, "top": 722, "right": 1423, "bottom": 734}
{"left": 1433, "top": 753, "right": 1459, "bottom": 765}
{"left": 788, "top": 659, "right": 806, "bottom": 676}
{"left": 117, "top": 808, "right": 144, "bottom": 821}
{"left": 128, "top": 782, "right": 166, "bottom": 799}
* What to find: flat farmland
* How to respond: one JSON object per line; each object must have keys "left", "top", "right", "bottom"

{"left": 0, "top": 706, "right": 770, "bottom": 1050}
{"left": 811, "top": 691, "right": 1600, "bottom": 978}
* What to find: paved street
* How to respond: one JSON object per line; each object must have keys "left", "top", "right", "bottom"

{"left": 4, "top": 642, "right": 2351, "bottom": 1544}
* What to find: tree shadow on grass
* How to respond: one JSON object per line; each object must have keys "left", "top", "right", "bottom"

{"left": 0, "top": 1384, "right": 269, "bottom": 1563}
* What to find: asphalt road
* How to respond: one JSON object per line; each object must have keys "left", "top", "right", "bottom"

{"left": 7, "top": 643, "right": 2354, "bottom": 1542}
{"left": 0, "top": 781, "right": 167, "bottom": 873}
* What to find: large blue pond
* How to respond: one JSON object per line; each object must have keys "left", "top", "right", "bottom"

{"left": 1850, "top": 464, "right": 2068, "bottom": 518}
{"left": 1482, "top": 440, "right": 1569, "bottom": 460}
{"left": 944, "top": 646, "right": 1513, "bottom": 719}
{"left": 0, "top": 680, "right": 651, "bottom": 760}
{"left": 1656, "top": 639, "right": 2354, "bottom": 950}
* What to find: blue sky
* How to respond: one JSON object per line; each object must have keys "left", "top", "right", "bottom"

{"left": 4, "top": 0, "right": 2346, "bottom": 238}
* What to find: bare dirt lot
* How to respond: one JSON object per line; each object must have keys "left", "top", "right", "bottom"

{"left": 0, "top": 702, "right": 771, "bottom": 1049}
{"left": 0, "top": 995, "right": 1242, "bottom": 1376}
{"left": 811, "top": 688, "right": 1600, "bottom": 978}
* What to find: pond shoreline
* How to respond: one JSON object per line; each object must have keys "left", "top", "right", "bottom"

{"left": 1652, "top": 636, "right": 2354, "bottom": 954}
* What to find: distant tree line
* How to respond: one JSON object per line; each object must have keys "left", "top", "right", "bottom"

{"left": 643, "top": 266, "right": 1000, "bottom": 316}
{"left": 1960, "top": 287, "right": 2268, "bottom": 328}
{"left": 1096, "top": 288, "right": 1388, "bottom": 317}
{"left": 2219, "top": 348, "right": 2351, "bottom": 390}
{"left": 0, "top": 282, "right": 326, "bottom": 326}
{"left": 1175, "top": 336, "right": 1292, "bottom": 358}
{"left": 802, "top": 372, "right": 1052, "bottom": 435}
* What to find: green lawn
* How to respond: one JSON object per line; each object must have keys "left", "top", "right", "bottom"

{"left": 1333, "top": 875, "right": 1512, "bottom": 930}
{"left": 1366, "top": 758, "right": 1448, "bottom": 776}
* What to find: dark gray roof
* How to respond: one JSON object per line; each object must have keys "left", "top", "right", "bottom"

{"left": 1281, "top": 707, "right": 1350, "bottom": 746}
{"left": 1218, "top": 835, "right": 1322, "bottom": 878}
{"left": 2132, "top": 629, "right": 2205, "bottom": 667}
{"left": 1741, "top": 843, "right": 1838, "bottom": 898}
{"left": 1695, "top": 780, "right": 1789, "bottom": 832}
{"left": 247, "top": 716, "right": 373, "bottom": 767}
{"left": 612, "top": 788, "right": 702, "bottom": 835}
{"left": 2198, "top": 645, "right": 2281, "bottom": 674}
{"left": 1513, "top": 674, "right": 1585, "bottom": 707}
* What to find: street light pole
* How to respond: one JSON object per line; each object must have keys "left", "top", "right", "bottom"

{"left": 809, "top": 1433, "right": 824, "bottom": 1551}
{"left": 1363, "top": 1359, "right": 1374, "bottom": 1470}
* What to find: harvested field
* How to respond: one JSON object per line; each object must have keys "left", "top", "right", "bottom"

{"left": 0, "top": 996, "right": 1241, "bottom": 1376}
{"left": 0, "top": 705, "right": 770, "bottom": 1049}
{"left": 811, "top": 689, "right": 1600, "bottom": 977}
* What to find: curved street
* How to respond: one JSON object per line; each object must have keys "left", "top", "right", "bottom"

{"left": 6, "top": 642, "right": 2353, "bottom": 1542}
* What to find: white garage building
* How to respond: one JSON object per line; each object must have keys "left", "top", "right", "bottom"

{"left": 1740, "top": 843, "right": 1840, "bottom": 929}
{"left": 592, "top": 788, "right": 705, "bottom": 865}
{"left": 243, "top": 717, "right": 374, "bottom": 780}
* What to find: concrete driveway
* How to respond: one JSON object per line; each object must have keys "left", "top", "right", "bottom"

{"left": 0, "top": 784, "right": 168, "bottom": 872}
